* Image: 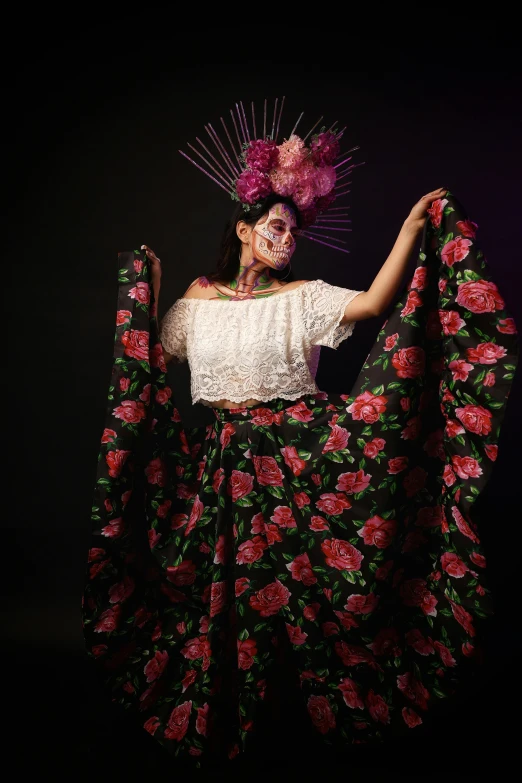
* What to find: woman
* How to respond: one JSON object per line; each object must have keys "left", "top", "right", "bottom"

{"left": 83, "top": 127, "right": 517, "bottom": 767}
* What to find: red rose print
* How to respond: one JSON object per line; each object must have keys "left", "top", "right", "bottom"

{"left": 439, "top": 310, "right": 466, "bottom": 336}
{"left": 220, "top": 422, "right": 236, "bottom": 448}
{"left": 286, "top": 553, "right": 317, "bottom": 585}
{"left": 456, "top": 280, "right": 505, "bottom": 313}
{"left": 384, "top": 333, "right": 399, "bottom": 351}
{"left": 121, "top": 328, "right": 149, "bottom": 361}
{"left": 392, "top": 347, "right": 425, "bottom": 379}
{"left": 119, "top": 377, "right": 130, "bottom": 391}
{"left": 180, "top": 669, "right": 198, "bottom": 693}
{"left": 144, "top": 650, "right": 169, "bottom": 683}
{"left": 451, "top": 506, "right": 480, "bottom": 543}
{"left": 334, "top": 641, "right": 376, "bottom": 668}
{"left": 210, "top": 581, "right": 227, "bottom": 617}
{"left": 166, "top": 560, "right": 196, "bottom": 586}
{"left": 366, "top": 690, "right": 390, "bottom": 724}
{"left": 402, "top": 707, "right": 423, "bottom": 728}
{"left": 212, "top": 468, "right": 225, "bottom": 493}
{"left": 113, "top": 399, "right": 147, "bottom": 424}
{"left": 236, "top": 536, "right": 268, "bottom": 565}
{"left": 387, "top": 456, "right": 408, "bottom": 474}
{"left": 105, "top": 449, "right": 131, "bottom": 478}
{"left": 484, "top": 444, "right": 498, "bottom": 461}
{"left": 303, "top": 602, "right": 321, "bottom": 621}
{"left": 415, "top": 506, "right": 445, "bottom": 528}
{"left": 397, "top": 672, "right": 430, "bottom": 710}
{"left": 497, "top": 317, "right": 517, "bottom": 334}
{"left": 195, "top": 703, "right": 209, "bottom": 737}
{"left": 405, "top": 629, "right": 435, "bottom": 656}
{"left": 116, "top": 309, "right": 132, "bottom": 326}
{"left": 250, "top": 407, "right": 275, "bottom": 425}
{"left": 101, "top": 428, "right": 117, "bottom": 443}
{"left": 450, "top": 600, "right": 476, "bottom": 637}
{"left": 271, "top": 506, "right": 297, "bottom": 528}
{"left": 294, "top": 491, "right": 310, "bottom": 509}
{"left": 323, "top": 424, "right": 350, "bottom": 452}
{"left": 347, "top": 391, "right": 388, "bottom": 424}
{"left": 181, "top": 636, "right": 211, "bottom": 665}
{"left": 150, "top": 343, "right": 166, "bottom": 371}
{"left": 358, "top": 515, "right": 397, "bottom": 548}
{"left": 128, "top": 281, "right": 150, "bottom": 304}
{"left": 456, "top": 219, "right": 478, "bottom": 238}
{"left": 139, "top": 384, "right": 151, "bottom": 403}
{"left": 470, "top": 552, "right": 486, "bottom": 568}
{"left": 309, "top": 515, "right": 330, "bottom": 531}
{"left": 108, "top": 575, "right": 135, "bottom": 604}
{"left": 483, "top": 372, "right": 495, "bottom": 387}
{"left": 409, "top": 267, "right": 428, "bottom": 291}
{"left": 164, "top": 701, "right": 192, "bottom": 741}
{"left": 455, "top": 404, "right": 492, "bottom": 436}
{"left": 338, "top": 677, "right": 364, "bottom": 709}
{"left": 235, "top": 577, "right": 251, "bottom": 597}
{"left": 249, "top": 579, "right": 291, "bottom": 617}
{"left": 321, "top": 538, "right": 364, "bottom": 571}
{"left": 280, "top": 445, "right": 307, "bottom": 475}
{"left": 102, "top": 518, "right": 124, "bottom": 538}
{"left": 441, "top": 237, "right": 472, "bottom": 266}
{"left": 401, "top": 415, "right": 421, "bottom": 441}
{"left": 423, "top": 429, "right": 444, "bottom": 460}
{"left": 307, "top": 695, "right": 336, "bottom": 734}
{"left": 451, "top": 455, "right": 483, "bottom": 480}
{"left": 440, "top": 552, "right": 468, "bottom": 577}
{"left": 334, "top": 611, "right": 359, "bottom": 630}
{"left": 367, "top": 627, "right": 400, "bottom": 657}
{"left": 143, "top": 716, "right": 160, "bottom": 735}
{"left": 286, "top": 624, "right": 308, "bottom": 645}
{"left": 434, "top": 641, "right": 456, "bottom": 667}
{"left": 145, "top": 457, "right": 167, "bottom": 487}
{"left": 157, "top": 499, "right": 172, "bottom": 519}
{"left": 252, "top": 456, "right": 284, "bottom": 486}
{"left": 427, "top": 197, "right": 448, "bottom": 228}
{"left": 238, "top": 638, "right": 257, "bottom": 669}
{"left": 336, "top": 469, "right": 371, "bottom": 494}
{"left": 401, "top": 290, "right": 423, "bottom": 317}
{"left": 286, "top": 401, "right": 314, "bottom": 422}
{"left": 345, "top": 593, "right": 379, "bottom": 614}
{"left": 449, "top": 360, "right": 474, "bottom": 382}
{"left": 363, "top": 438, "right": 385, "bottom": 458}
{"left": 94, "top": 605, "right": 121, "bottom": 632}
{"left": 400, "top": 579, "right": 438, "bottom": 617}
{"left": 227, "top": 470, "right": 254, "bottom": 501}
{"left": 315, "top": 493, "right": 351, "bottom": 516}
{"left": 321, "top": 622, "right": 339, "bottom": 637}
{"left": 466, "top": 342, "right": 507, "bottom": 365}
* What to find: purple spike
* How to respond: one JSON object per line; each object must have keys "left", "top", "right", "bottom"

{"left": 195, "top": 136, "right": 235, "bottom": 185}
{"left": 327, "top": 120, "right": 338, "bottom": 133}
{"left": 240, "top": 101, "right": 250, "bottom": 141}
{"left": 308, "top": 225, "right": 352, "bottom": 232}
{"left": 230, "top": 109, "right": 244, "bottom": 158}
{"left": 300, "top": 232, "right": 350, "bottom": 253}
{"left": 263, "top": 98, "right": 267, "bottom": 139}
{"left": 251, "top": 101, "right": 257, "bottom": 139}
{"left": 236, "top": 103, "right": 247, "bottom": 146}
{"left": 336, "top": 171, "right": 352, "bottom": 184}
{"left": 206, "top": 124, "right": 240, "bottom": 177}
{"left": 271, "top": 97, "right": 278, "bottom": 139}
{"left": 187, "top": 143, "right": 234, "bottom": 189}
{"left": 314, "top": 221, "right": 352, "bottom": 227}
{"left": 289, "top": 111, "right": 304, "bottom": 137}
{"left": 335, "top": 188, "right": 352, "bottom": 197}
{"left": 178, "top": 150, "right": 233, "bottom": 195}
{"left": 303, "top": 115, "right": 323, "bottom": 142}
{"left": 334, "top": 156, "right": 353, "bottom": 170}
{"left": 275, "top": 95, "right": 285, "bottom": 143}
{"left": 221, "top": 116, "right": 242, "bottom": 168}
{"left": 325, "top": 206, "right": 351, "bottom": 212}
{"left": 302, "top": 230, "right": 348, "bottom": 244}
{"left": 316, "top": 215, "right": 351, "bottom": 220}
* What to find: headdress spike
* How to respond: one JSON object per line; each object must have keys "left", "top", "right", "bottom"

{"left": 178, "top": 150, "right": 233, "bottom": 195}
{"left": 220, "top": 116, "right": 242, "bottom": 168}
{"left": 289, "top": 111, "right": 304, "bottom": 137}
{"left": 275, "top": 96, "right": 285, "bottom": 143}
{"left": 251, "top": 102, "right": 257, "bottom": 140}
{"left": 271, "top": 97, "right": 279, "bottom": 140}
{"left": 206, "top": 124, "right": 240, "bottom": 178}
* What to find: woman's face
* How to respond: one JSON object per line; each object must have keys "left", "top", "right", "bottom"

{"left": 251, "top": 203, "right": 298, "bottom": 270}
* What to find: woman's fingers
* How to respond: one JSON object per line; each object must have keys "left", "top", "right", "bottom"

{"left": 141, "top": 244, "right": 161, "bottom": 263}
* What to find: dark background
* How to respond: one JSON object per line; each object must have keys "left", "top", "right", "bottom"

{"left": 5, "top": 45, "right": 522, "bottom": 779}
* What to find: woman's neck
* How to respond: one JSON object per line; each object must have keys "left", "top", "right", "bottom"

{"left": 233, "top": 261, "right": 273, "bottom": 292}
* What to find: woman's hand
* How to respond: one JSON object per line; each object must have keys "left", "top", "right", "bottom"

{"left": 141, "top": 244, "right": 162, "bottom": 281}
{"left": 404, "top": 187, "right": 448, "bottom": 234}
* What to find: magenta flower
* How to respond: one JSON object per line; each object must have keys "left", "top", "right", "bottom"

{"left": 235, "top": 170, "right": 272, "bottom": 205}
{"left": 310, "top": 131, "right": 340, "bottom": 166}
{"left": 245, "top": 139, "right": 279, "bottom": 173}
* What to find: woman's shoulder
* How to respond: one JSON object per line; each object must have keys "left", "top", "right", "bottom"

{"left": 180, "top": 277, "right": 313, "bottom": 300}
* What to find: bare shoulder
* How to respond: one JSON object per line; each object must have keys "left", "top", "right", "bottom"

{"left": 279, "top": 279, "right": 310, "bottom": 292}
{"left": 181, "top": 277, "right": 216, "bottom": 300}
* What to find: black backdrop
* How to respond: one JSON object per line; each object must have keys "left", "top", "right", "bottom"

{"left": 6, "top": 47, "right": 522, "bottom": 777}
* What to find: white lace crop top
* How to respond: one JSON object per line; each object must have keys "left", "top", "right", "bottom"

{"left": 159, "top": 279, "right": 362, "bottom": 407}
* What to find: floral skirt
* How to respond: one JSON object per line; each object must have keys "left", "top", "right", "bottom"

{"left": 83, "top": 193, "right": 518, "bottom": 765}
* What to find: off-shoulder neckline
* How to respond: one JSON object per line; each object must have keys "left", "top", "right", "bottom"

{"left": 178, "top": 279, "right": 317, "bottom": 304}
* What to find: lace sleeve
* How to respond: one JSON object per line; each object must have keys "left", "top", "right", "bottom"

{"left": 302, "top": 279, "right": 363, "bottom": 349}
{"left": 159, "top": 299, "right": 193, "bottom": 362}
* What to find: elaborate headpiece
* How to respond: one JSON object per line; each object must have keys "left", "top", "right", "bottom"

{"left": 178, "top": 97, "right": 364, "bottom": 254}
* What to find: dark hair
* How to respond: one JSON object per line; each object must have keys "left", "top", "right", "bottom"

{"left": 206, "top": 194, "right": 302, "bottom": 285}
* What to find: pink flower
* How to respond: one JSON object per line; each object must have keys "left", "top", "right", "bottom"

{"left": 280, "top": 445, "right": 307, "bottom": 476}
{"left": 277, "top": 135, "right": 307, "bottom": 169}
{"left": 455, "top": 405, "right": 492, "bottom": 436}
{"left": 466, "top": 342, "right": 507, "bottom": 365}
{"left": 439, "top": 310, "right": 466, "bottom": 335}
{"left": 484, "top": 444, "right": 498, "bottom": 461}
{"left": 409, "top": 267, "right": 428, "bottom": 291}
{"left": 497, "top": 317, "right": 517, "bottom": 334}
{"left": 312, "top": 165, "right": 336, "bottom": 197}
{"left": 363, "top": 438, "right": 386, "bottom": 459}
{"left": 449, "top": 359, "right": 474, "bottom": 382}
{"left": 440, "top": 552, "right": 468, "bottom": 577}
{"left": 427, "top": 198, "right": 448, "bottom": 228}
{"left": 392, "top": 347, "right": 425, "bottom": 379}
{"left": 245, "top": 139, "right": 279, "bottom": 172}
{"left": 347, "top": 391, "right": 388, "bottom": 424}
{"left": 357, "top": 515, "right": 397, "bottom": 549}
{"left": 310, "top": 131, "right": 340, "bottom": 165}
{"left": 270, "top": 168, "right": 297, "bottom": 197}
{"left": 336, "top": 470, "right": 371, "bottom": 494}
{"left": 483, "top": 372, "right": 495, "bottom": 387}
{"left": 323, "top": 424, "right": 350, "bottom": 453}
{"left": 456, "top": 280, "right": 505, "bottom": 314}
{"left": 286, "top": 553, "right": 317, "bottom": 585}
{"left": 441, "top": 237, "right": 472, "bottom": 266}
{"left": 451, "top": 455, "right": 483, "bottom": 480}
{"left": 456, "top": 219, "right": 478, "bottom": 238}
{"left": 401, "top": 290, "right": 423, "bottom": 317}
{"left": 236, "top": 170, "right": 272, "bottom": 205}
{"left": 384, "top": 333, "right": 399, "bottom": 351}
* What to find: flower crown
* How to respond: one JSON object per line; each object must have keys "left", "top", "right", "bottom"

{"left": 178, "top": 97, "right": 363, "bottom": 254}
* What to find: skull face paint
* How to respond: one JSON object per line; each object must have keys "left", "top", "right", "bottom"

{"left": 251, "top": 203, "right": 297, "bottom": 269}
